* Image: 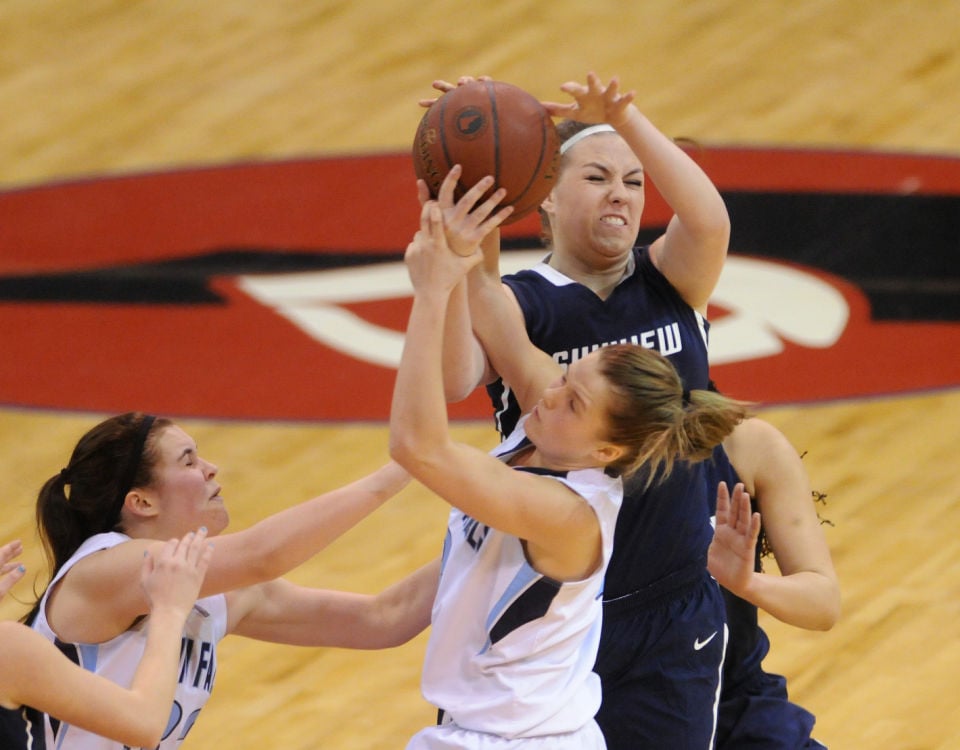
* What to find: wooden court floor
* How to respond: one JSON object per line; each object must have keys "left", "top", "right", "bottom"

{"left": 1, "top": 2, "right": 959, "bottom": 748}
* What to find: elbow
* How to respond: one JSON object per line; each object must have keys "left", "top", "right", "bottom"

{"left": 120, "top": 720, "right": 166, "bottom": 750}
{"left": 819, "top": 590, "right": 842, "bottom": 631}
{"left": 389, "top": 426, "right": 441, "bottom": 478}
{"left": 388, "top": 432, "right": 419, "bottom": 470}
{"left": 808, "top": 582, "right": 842, "bottom": 631}
{"left": 701, "top": 195, "right": 731, "bottom": 238}
{"left": 444, "top": 378, "right": 476, "bottom": 404}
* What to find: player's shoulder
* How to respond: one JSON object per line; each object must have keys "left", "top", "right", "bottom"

{"left": 725, "top": 418, "right": 801, "bottom": 481}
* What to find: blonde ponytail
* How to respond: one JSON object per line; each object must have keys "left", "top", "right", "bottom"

{"left": 598, "top": 345, "right": 751, "bottom": 486}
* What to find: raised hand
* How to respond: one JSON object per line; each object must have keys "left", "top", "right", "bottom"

{"left": 140, "top": 528, "right": 214, "bottom": 620}
{"left": 405, "top": 200, "right": 485, "bottom": 298}
{"left": 417, "top": 76, "right": 494, "bottom": 108}
{"left": 543, "top": 71, "right": 636, "bottom": 127}
{"left": 707, "top": 482, "right": 761, "bottom": 597}
{"left": 0, "top": 539, "right": 26, "bottom": 600}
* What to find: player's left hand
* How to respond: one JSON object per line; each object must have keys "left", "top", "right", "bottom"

{"left": 707, "top": 482, "right": 761, "bottom": 596}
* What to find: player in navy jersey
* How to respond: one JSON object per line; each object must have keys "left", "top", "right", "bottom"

{"left": 434, "top": 72, "right": 734, "bottom": 748}
{"left": 0, "top": 531, "right": 212, "bottom": 750}
{"left": 394, "top": 177, "right": 748, "bottom": 749}
{"left": 706, "top": 418, "right": 840, "bottom": 749}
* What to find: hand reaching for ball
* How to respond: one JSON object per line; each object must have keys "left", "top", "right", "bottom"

{"left": 417, "top": 76, "right": 494, "bottom": 109}
{"left": 418, "top": 72, "right": 637, "bottom": 130}
{"left": 406, "top": 166, "right": 512, "bottom": 299}
{"left": 544, "top": 71, "right": 637, "bottom": 128}
{"left": 417, "top": 164, "right": 513, "bottom": 256}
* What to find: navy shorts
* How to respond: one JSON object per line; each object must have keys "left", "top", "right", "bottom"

{"left": 594, "top": 569, "right": 726, "bottom": 750}
{"left": 717, "top": 669, "right": 826, "bottom": 749}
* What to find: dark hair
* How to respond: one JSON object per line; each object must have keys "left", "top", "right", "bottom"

{"left": 26, "top": 412, "right": 168, "bottom": 621}
{"left": 597, "top": 345, "right": 751, "bottom": 485}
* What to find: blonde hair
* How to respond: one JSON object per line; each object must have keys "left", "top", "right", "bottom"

{"left": 598, "top": 345, "right": 751, "bottom": 486}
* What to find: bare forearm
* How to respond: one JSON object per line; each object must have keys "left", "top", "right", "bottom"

{"left": 232, "top": 561, "right": 439, "bottom": 649}
{"left": 618, "top": 108, "right": 728, "bottom": 233}
{"left": 740, "top": 570, "right": 841, "bottom": 631}
{"left": 442, "top": 280, "right": 488, "bottom": 402}
{"left": 368, "top": 557, "right": 439, "bottom": 646}
{"left": 120, "top": 607, "right": 190, "bottom": 742}
{"left": 212, "top": 462, "right": 409, "bottom": 590}
{"left": 467, "top": 271, "right": 552, "bottom": 413}
{"left": 390, "top": 291, "right": 453, "bottom": 463}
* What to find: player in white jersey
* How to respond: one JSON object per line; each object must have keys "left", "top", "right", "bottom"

{"left": 391, "top": 178, "right": 749, "bottom": 748}
{"left": 29, "top": 532, "right": 225, "bottom": 750}
{"left": 422, "top": 417, "right": 620, "bottom": 743}
{"left": 429, "top": 72, "right": 736, "bottom": 749}
{"left": 24, "top": 413, "right": 438, "bottom": 750}
{"left": 0, "top": 531, "right": 212, "bottom": 750}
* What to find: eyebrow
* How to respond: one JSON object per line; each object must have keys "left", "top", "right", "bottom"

{"left": 582, "top": 161, "right": 644, "bottom": 178}
{"left": 565, "top": 368, "right": 592, "bottom": 410}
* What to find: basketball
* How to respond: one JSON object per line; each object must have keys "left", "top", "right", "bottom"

{"left": 412, "top": 80, "right": 560, "bottom": 224}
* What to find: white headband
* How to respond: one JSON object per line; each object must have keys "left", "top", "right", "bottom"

{"left": 559, "top": 124, "right": 617, "bottom": 154}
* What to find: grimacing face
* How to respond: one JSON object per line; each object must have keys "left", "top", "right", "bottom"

{"left": 544, "top": 133, "right": 646, "bottom": 265}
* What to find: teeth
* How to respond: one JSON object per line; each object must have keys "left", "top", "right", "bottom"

{"left": 601, "top": 216, "right": 626, "bottom": 226}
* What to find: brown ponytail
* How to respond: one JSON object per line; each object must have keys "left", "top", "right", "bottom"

{"left": 25, "top": 412, "right": 168, "bottom": 624}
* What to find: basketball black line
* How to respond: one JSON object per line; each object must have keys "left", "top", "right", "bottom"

{"left": 438, "top": 93, "right": 455, "bottom": 190}
{"left": 510, "top": 113, "right": 552, "bottom": 216}
{"left": 487, "top": 80, "right": 502, "bottom": 193}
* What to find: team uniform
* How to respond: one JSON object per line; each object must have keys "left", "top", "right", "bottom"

{"left": 25, "top": 532, "right": 227, "bottom": 750}
{"left": 487, "top": 246, "right": 727, "bottom": 750}
{"left": 0, "top": 704, "right": 44, "bottom": 749}
{"left": 704, "top": 446, "right": 828, "bottom": 749}
{"left": 410, "top": 416, "right": 622, "bottom": 750}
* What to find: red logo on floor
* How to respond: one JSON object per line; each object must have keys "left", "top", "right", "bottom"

{"left": 1, "top": 148, "right": 958, "bottom": 420}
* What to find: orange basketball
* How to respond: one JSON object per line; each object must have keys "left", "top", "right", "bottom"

{"left": 412, "top": 80, "right": 560, "bottom": 224}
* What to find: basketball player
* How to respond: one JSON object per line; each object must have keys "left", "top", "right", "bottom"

{"left": 23, "top": 415, "right": 437, "bottom": 750}
{"left": 0, "top": 530, "right": 212, "bottom": 748}
{"left": 433, "top": 72, "right": 735, "bottom": 748}
{"left": 706, "top": 417, "right": 839, "bottom": 749}
{"left": 392, "top": 185, "right": 749, "bottom": 749}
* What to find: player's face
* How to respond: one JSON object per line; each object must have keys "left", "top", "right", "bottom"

{"left": 525, "top": 353, "right": 620, "bottom": 470}
{"left": 543, "top": 133, "right": 645, "bottom": 266}
{"left": 145, "top": 425, "right": 229, "bottom": 537}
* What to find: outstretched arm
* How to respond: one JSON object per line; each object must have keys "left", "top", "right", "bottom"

{"left": 228, "top": 557, "right": 441, "bottom": 647}
{"left": 0, "top": 530, "right": 212, "bottom": 749}
{"left": 49, "top": 460, "right": 411, "bottom": 644}
{"left": 545, "top": 72, "right": 729, "bottom": 312}
{"left": 713, "top": 419, "right": 841, "bottom": 631}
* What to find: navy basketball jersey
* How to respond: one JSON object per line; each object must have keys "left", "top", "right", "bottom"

{"left": 488, "top": 246, "right": 710, "bottom": 439}
{"left": 704, "top": 444, "right": 768, "bottom": 689}
{"left": 487, "top": 245, "right": 715, "bottom": 595}
{"left": 0, "top": 704, "right": 45, "bottom": 750}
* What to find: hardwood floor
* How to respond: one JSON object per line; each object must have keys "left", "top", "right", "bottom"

{"left": 1, "top": 2, "right": 958, "bottom": 747}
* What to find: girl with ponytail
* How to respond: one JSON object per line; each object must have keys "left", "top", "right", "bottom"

{"left": 20, "top": 412, "right": 432, "bottom": 750}
{"left": 392, "top": 176, "right": 750, "bottom": 749}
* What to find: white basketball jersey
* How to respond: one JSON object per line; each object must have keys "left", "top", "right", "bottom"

{"left": 31, "top": 532, "right": 227, "bottom": 750}
{"left": 421, "top": 417, "right": 623, "bottom": 738}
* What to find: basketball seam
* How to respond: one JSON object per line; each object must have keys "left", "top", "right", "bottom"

{"left": 488, "top": 80, "right": 502, "bottom": 189}
{"left": 511, "top": 117, "right": 551, "bottom": 215}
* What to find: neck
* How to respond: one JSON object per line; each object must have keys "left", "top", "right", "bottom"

{"left": 547, "top": 250, "right": 629, "bottom": 299}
